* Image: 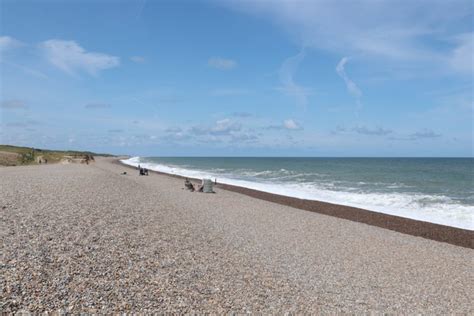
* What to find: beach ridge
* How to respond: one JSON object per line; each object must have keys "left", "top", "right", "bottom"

{"left": 118, "top": 159, "right": 474, "bottom": 249}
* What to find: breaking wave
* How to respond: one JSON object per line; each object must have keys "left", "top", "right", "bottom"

{"left": 122, "top": 157, "right": 473, "bottom": 230}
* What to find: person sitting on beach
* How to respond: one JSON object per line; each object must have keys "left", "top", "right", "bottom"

{"left": 144, "top": 168, "right": 149, "bottom": 176}
{"left": 184, "top": 178, "right": 195, "bottom": 191}
{"left": 187, "top": 182, "right": 195, "bottom": 192}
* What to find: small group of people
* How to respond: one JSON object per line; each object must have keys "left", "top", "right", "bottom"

{"left": 184, "top": 178, "right": 204, "bottom": 192}
{"left": 138, "top": 164, "right": 149, "bottom": 176}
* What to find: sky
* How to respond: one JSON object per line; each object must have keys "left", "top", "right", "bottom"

{"left": 0, "top": 0, "right": 473, "bottom": 157}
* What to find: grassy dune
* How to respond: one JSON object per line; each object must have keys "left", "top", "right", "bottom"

{"left": 0, "top": 145, "right": 113, "bottom": 166}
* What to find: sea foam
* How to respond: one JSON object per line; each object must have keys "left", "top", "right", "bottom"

{"left": 121, "top": 157, "right": 474, "bottom": 230}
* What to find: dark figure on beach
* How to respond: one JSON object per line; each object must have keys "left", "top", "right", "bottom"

{"left": 184, "top": 178, "right": 195, "bottom": 191}
{"left": 139, "top": 168, "right": 149, "bottom": 176}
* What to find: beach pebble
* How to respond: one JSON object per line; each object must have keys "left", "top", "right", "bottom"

{"left": 0, "top": 158, "right": 472, "bottom": 313}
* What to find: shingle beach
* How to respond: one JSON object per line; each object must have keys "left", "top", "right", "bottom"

{"left": 1, "top": 158, "right": 473, "bottom": 313}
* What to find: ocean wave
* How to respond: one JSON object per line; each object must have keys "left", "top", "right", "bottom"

{"left": 121, "top": 157, "right": 474, "bottom": 230}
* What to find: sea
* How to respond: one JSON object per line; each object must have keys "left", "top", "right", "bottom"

{"left": 121, "top": 157, "right": 474, "bottom": 230}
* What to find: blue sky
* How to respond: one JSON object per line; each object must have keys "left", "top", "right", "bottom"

{"left": 0, "top": 0, "right": 472, "bottom": 156}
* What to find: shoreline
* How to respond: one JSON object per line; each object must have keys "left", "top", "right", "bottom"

{"left": 3, "top": 158, "right": 472, "bottom": 312}
{"left": 118, "top": 158, "right": 473, "bottom": 249}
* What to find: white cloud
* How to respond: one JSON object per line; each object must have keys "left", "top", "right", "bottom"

{"left": 222, "top": 0, "right": 472, "bottom": 74}
{"left": 283, "top": 119, "right": 302, "bottom": 130}
{"left": 163, "top": 118, "right": 255, "bottom": 144}
{"left": 40, "top": 39, "right": 120, "bottom": 75}
{"left": 336, "top": 57, "right": 362, "bottom": 107}
{"left": 208, "top": 57, "right": 237, "bottom": 70}
{"left": 130, "top": 56, "right": 146, "bottom": 63}
{"left": 277, "top": 50, "right": 311, "bottom": 107}
{"left": 0, "top": 36, "right": 23, "bottom": 53}
{"left": 163, "top": 130, "right": 190, "bottom": 142}
{"left": 190, "top": 119, "right": 241, "bottom": 136}
{"left": 267, "top": 119, "right": 303, "bottom": 130}
{"left": 197, "top": 118, "right": 242, "bottom": 135}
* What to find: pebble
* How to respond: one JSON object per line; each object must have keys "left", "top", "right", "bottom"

{"left": 1, "top": 159, "right": 472, "bottom": 313}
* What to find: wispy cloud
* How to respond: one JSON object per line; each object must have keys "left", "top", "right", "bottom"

{"left": 448, "top": 33, "right": 473, "bottom": 75}
{"left": 208, "top": 57, "right": 237, "bottom": 70}
{"left": 163, "top": 127, "right": 190, "bottom": 142}
{"left": 336, "top": 57, "right": 362, "bottom": 108}
{"left": 222, "top": 1, "right": 473, "bottom": 75}
{"left": 40, "top": 39, "right": 120, "bottom": 75}
{"left": 353, "top": 126, "right": 391, "bottom": 136}
{"left": 163, "top": 119, "right": 260, "bottom": 144}
{"left": 267, "top": 119, "right": 303, "bottom": 130}
{"left": 231, "top": 133, "right": 259, "bottom": 143}
{"left": 162, "top": 131, "right": 190, "bottom": 142}
{"left": 130, "top": 56, "right": 146, "bottom": 63}
{"left": 388, "top": 129, "right": 442, "bottom": 141}
{"left": 192, "top": 118, "right": 242, "bottom": 136}
{"left": 0, "top": 36, "right": 24, "bottom": 54}
{"left": 332, "top": 125, "right": 392, "bottom": 136}
{"left": 1, "top": 60, "right": 49, "bottom": 79}
{"left": 277, "top": 50, "right": 311, "bottom": 107}
{"left": 330, "top": 125, "right": 348, "bottom": 135}
{"left": 409, "top": 129, "right": 441, "bottom": 139}
{"left": 165, "top": 127, "right": 182, "bottom": 133}
{"left": 84, "top": 102, "right": 111, "bottom": 109}
{"left": 1, "top": 99, "right": 27, "bottom": 109}
{"left": 0, "top": 36, "right": 48, "bottom": 79}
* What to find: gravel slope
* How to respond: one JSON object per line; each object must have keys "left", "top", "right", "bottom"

{"left": 1, "top": 158, "right": 472, "bottom": 313}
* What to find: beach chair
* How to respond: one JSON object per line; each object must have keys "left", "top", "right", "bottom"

{"left": 201, "top": 179, "right": 214, "bottom": 193}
